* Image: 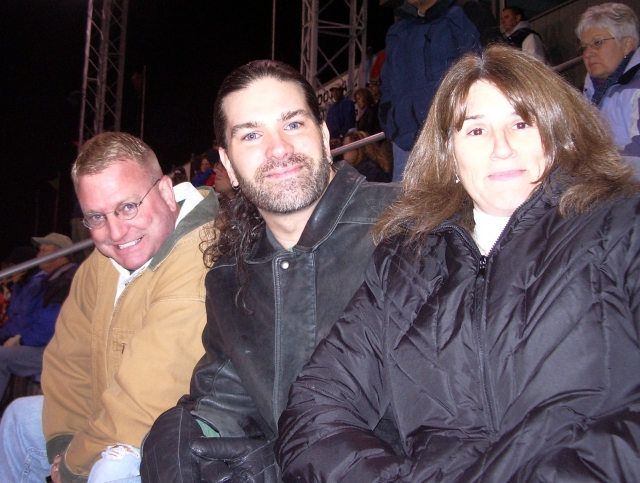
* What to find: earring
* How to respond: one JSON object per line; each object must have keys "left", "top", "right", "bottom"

{"left": 455, "top": 174, "right": 460, "bottom": 184}
{"left": 231, "top": 180, "right": 240, "bottom": 190}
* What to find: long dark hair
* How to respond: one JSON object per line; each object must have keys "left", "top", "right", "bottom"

{"left": 202, "top": 60, "right": 323, "bottom": 307}
{"left": 213, "top": 60, "right": 323, "bottom": 150}
{"left": 373, "top": 44, "right": 637, "bottom": 247}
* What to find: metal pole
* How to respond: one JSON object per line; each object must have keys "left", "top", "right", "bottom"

{"left": 78, "top": 0, "right": 95, "bottom": 150}
{"left": 271, "top": 0, "right": 277, "bottom": 60}
{"left": 0, "top": 239, "right": 95, "bottom": 280}
{"left": 310, "top": 0, "right": 319, "bottom": 89}
{"left": 330, "top": 131, "right": 386, "bottom": 157}
{"left": 34, "top": 189, "right": 40, "bottom": 236}
{"left": 114, "top": 0, "right": 130, "bottom": 132}
{"left": 140, "top": 65, "right": 147, "bottom": 141}
{"left": 53, "top": 172, "right": 60, "bottom": 231}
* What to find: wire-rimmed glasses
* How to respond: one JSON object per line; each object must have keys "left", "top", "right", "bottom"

{"left": 577, "top": 37, "right": 615, "bottom": 55}
{"left": 82, "top": 178, "right": 160, "bottom": 229}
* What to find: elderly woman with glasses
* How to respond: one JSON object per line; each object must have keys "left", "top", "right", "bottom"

{"left": 577, "top": 3, "right": 640, "bottom": 178}
{"left": 276, "top": 44, "right": 640, "bottom": 482}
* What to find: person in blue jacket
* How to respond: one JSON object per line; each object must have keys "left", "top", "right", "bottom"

{"left": 0, "top": 233, "right": 77, "bottom": 397}
{"left": 379, "top": 0, "right": 497, "bottom": 181}
{"left": 326, "top": 86, "right": 356, "bottom": 141}
{"left": 0, "top": 246, "right": 41, "bottom": 345}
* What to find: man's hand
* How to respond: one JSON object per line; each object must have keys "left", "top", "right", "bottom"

{"left": 190, "top": 438, "right": 277, "bottom": 483}
{"left": 50, "top": 454, "right": 62, "bottom": 483}
{"left": 3, "top": 334, "right": 21, "bottom": 347}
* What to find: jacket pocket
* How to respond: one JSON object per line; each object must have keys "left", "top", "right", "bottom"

{"left": 108, "top": 328, "right": 138, "bottom": 376}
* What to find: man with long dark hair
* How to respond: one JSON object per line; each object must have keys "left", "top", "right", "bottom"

{"left": 141, "top": 60, "right": 398, "bottom": 483}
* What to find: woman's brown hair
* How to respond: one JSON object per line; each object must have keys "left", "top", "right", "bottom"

{"left": 373, "top": 44, "right": 637, "bottom": 247}
{"left": 354, "top": 88, "right": 374, "bottom": 107}
{"left": 343, "top": 131, "right": 392, "bottom": 174}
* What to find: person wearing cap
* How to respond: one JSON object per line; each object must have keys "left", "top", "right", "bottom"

{"left": 0, "top": 234, "right": 77, "bottom": 398}
{"left": 0, "top": 132, "right": 218, "bottom": 483}
{"left": 0, "top": 246, "right": 41, "bottom": 345}
{"left": 326, "top": 85, "right": 356, "bottom": 142}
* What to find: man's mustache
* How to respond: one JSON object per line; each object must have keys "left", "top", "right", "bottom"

{"left": 255, "top": 154, "right": 311, "bottom": 182}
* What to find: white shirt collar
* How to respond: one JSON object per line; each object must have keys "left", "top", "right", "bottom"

{"left": 111, "top": 182, "right": 205, "bottom": 303}
{"left": 473, "top": 208, "right": 510, "bottom": 256}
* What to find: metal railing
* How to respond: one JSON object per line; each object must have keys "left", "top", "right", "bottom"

{"left": 0, "top": 131, "right": 389, "bottom": 280}
{"left": 331, "top": 131, "right": 386, "bottom": 157}
{"left": 0, "top": 54, "right": 584, "bottom": 279}
{"left": 552, "top": 56, "right": 583, "bottom": 73}
{"left": 0, "top": 239, "right": 94, "bottom": 280}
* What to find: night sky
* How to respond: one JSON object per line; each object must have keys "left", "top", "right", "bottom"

{"left": 0, "top": 0, "right": 394, "bottom": 260}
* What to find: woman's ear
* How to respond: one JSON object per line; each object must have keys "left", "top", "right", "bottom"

{"left": 623, "top": 36, "right": 635, "bottom": 56}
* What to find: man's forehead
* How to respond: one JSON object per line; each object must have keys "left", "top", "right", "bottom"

{"left": 223, "top": 78, "right": 308, "bottom": 124}
{"left": 80, "top": 158, "right": 148, "bottom": 184}
{"left": 77, "top": 159, "right": 150, "bottom": 209}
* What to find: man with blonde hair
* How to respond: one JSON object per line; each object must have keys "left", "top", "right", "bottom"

{"left": 0, "top": 132, "right": 219, "bottom": 483}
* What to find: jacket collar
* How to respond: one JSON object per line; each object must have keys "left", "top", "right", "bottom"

{"left": 506, "top": 20, "right": 531, "bottom": 37}
{"left": 584, "top": 48, "right": 640, "bottom": 96}
{"left": 149, "top": 186, "right": 219, "bottom": 270}
{"left": 619, "top": 49, "right": 640, "bottom": 85}
{"left": 396, "top": 0, "right": 452, "bottom": 22}
{"left": 44, "top": 262, "right": 78, "bottom": 282}
{"left": 246, "top": 162, "right": 365, "bottom": 262}
{"left": 442, "top": 169, "right": 562, "bottom": 242}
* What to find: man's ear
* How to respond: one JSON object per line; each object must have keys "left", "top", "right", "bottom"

{"left": 157, "top": 175, "right": 178, "bottom": 212}
{"left": 321, "top": 122, "right": 331, "bottom": 155}
{"left": 219, "top": 148, "right": 239, "bottom": 187}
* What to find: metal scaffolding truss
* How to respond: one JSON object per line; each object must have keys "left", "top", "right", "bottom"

{"left": 78, "top": 0, "right": 129, "bottom": 149}
{"left": 301, "top": 0, "right": 367, "bottom": 96}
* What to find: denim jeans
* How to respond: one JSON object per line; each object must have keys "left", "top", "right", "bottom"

{"left": 392, "top": 143, "right": 411, "bottom": 182}
{"left": 0, "top": 396, "right": 141, "bottom": 483}
{"left": 0, "top": 345, "right": 46, "bottom": 396}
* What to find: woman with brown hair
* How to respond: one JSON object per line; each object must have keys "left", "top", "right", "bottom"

{"left": 354, "top": 87, "right": 380, "bottom": 135}
{"left": 342, "top": 131, "right": 392, "bottom": 183}
{"left": 277, "top": 44, "right": 640, "bottom": 482}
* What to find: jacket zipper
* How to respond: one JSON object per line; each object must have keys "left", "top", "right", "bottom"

{"left": 435, "top": 186, "right": 550, "bottom": 436}
{"left": 474, "top": 254, "right": 496, "bottom": 433}
{"left": 435, "top": 225, "right": 497, "bottom": 433}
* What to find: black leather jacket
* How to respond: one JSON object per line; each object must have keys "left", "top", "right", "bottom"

{"left": 188, "top": 162, "right": 399, "bottom": 438}
{"left": 141, "top": 162, "right": 399, "bottom": 482}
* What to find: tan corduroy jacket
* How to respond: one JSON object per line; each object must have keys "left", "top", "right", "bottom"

{"left": 41, "top": 187, "right": 218, "bottom": 482}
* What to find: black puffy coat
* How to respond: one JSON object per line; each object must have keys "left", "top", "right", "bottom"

{"left": 277, "top": 182, "right": 640, "bottom": 482}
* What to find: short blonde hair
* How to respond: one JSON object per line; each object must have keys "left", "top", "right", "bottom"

{"left": 72, "top": 132, "right": 161, "bottom": 188}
